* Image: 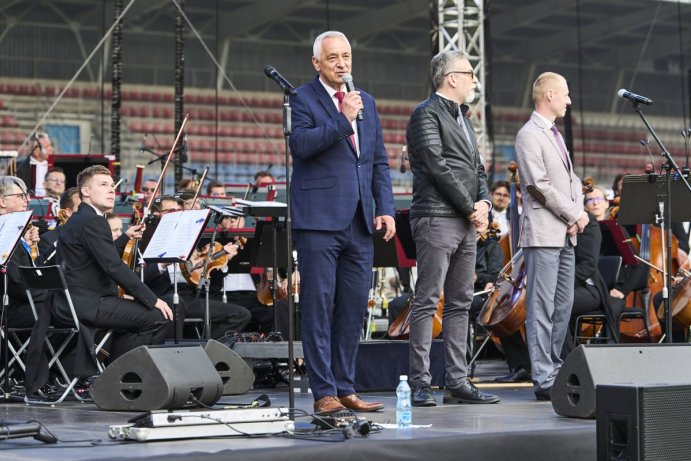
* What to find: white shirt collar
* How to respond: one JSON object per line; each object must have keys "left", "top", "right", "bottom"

{"left": 532, "top": 111, "right": 555, "bottom": 129}
{"left": 319, "top": 77, "right": 345, "bottom": 99}
{"left": 85, "top": 202, "right": 105, "bottom": 217}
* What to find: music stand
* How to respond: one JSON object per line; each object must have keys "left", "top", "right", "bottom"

{"left": 142, "top": 209, "right": 211, "bottom": 342}
{"left": 618, "top": 174, "right": 691, "bottom": 341}
{"left": 251, "top": 221, "right": 291, "bottom": 327}
{"left": 598, "top": 220, "right": 638, "bottom": 266}
{"left": 0, "top": 210, "right": 32, "bottom": 400}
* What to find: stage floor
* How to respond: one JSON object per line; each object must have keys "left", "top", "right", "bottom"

{"left": 0, "top": 359, "right": 596, "bottom": 461}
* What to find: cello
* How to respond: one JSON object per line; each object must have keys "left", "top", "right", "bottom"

{"left": 478, "top": 161, "right": 527, "bottom": 338}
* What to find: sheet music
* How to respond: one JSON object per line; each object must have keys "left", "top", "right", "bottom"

{"left": 0, "top": 210, "right": 32, "bottom": 266}
{"left": 233, "top": 198, "right": 287, "bottom": 208}
{"left": 142, "top": 209, "right": 210, "bottom": 262}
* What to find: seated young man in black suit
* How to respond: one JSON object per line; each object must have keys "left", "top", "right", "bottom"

{"left": 52, "top": 165, "right": 173, "bottom": 363}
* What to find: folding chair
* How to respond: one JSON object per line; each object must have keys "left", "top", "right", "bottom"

{"left": 19, "top": 266, "right": 111, "bottom": 405}
{"left": 574, "top": 255, "right": 623, "bottom": 345}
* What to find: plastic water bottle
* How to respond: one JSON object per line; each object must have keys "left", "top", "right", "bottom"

{"left": 396, "top": 375, "right": 412, "bottom": 429}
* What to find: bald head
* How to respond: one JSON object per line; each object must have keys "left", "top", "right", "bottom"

{"left": 532, "top": 72, "right": 571, "bottom": 121}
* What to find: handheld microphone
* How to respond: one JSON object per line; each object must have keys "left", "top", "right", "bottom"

{"left": 138, "top": 133, "right": 148, "bottom": 156}
{"left": 342, "top": 74, "right": 363, "bottom": 121}
{"left": 618, "top": 89, "right": 653, "bottom": 106}
{"left": 399, "top": 145, "right": 407, "bottom": 174}
{"left": 264, "top": 65, "right": 297, "bottom": 95}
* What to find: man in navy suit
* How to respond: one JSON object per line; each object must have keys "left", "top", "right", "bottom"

{"left": 290, "top": 31, "right": 395, "bottom": 414}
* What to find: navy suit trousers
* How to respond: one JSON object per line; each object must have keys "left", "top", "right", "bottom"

{"left": 293, "top": 208, "right": 373, "bottom": 400}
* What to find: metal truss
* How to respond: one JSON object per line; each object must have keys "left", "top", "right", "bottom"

{"left": 436, "top": 0, "right": 490, "bottom": 162}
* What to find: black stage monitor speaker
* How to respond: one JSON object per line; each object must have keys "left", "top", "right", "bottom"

{"left": 91, "top": 344, "right": 223, "bottom": 411}
{"left": 597, "top": 384, "right": 691, "bottom": 461}
{"left": 204, "top": 339, "right": 255, "bottom": 395}
{"left": 552, "top": 344, "right": 691, "bottom": 419}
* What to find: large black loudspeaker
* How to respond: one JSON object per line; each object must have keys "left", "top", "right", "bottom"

{"left": 552, "top": 344, "right": 691, "bottom": 419}
{"left": 204, "top": 339, "right": 254, "bottom": 395}
{"left": 597, "top": 384, "right": 691, "bottom": 461}
{"left": 91, "top": 345, "right": 223, "bottom": 411}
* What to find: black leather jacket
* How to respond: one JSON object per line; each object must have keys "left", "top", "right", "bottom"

{"left": 406, "top": 93, "right": 490, "bottom": 218}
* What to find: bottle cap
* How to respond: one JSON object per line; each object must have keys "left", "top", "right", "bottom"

{"left": 399, "top": 375, "right": 408, "bottom": 381}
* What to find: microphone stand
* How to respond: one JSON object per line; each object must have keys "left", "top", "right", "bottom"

{"left": 629, "top": 102, "right": 691, "bottom": 343}
{"left": 195, "top": 209, "right": 224, "bottom": 340}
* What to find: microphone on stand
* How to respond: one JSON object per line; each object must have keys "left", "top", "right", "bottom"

{"left": 618, "top": 89, "right": 653, "bottom": 106}
{"left": 399, "top": 145, "right": 407, "bottom": 174}
{"left": 342, "top": 74, "right": 363, "bottom": 121}
{"left": 264, "top": 66, "right": 296, "bottom": 96}
{"left": 138, "top": 133, "right": 149, "bottom": 155}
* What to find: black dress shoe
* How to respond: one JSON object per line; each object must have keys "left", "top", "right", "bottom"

{"left": 443, "top": 380, "right": 500, "bottom": 404}
{"left": 534, "top": 386, "right": 552, "bottom": 401}
{"left": 412, "top": 385, "right": 437, "bottom": 407}
{"left": 495, "top": 367, "right": 532, "bottom": 383}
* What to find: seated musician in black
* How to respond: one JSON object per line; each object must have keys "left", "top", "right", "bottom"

{"left": 38, "top": 187, "right": 81, "bottom": 264}
{"left": 153, "top": 195, "right": 251, "bottom": 339}
{"left": 0, "top": 176, "right": 42, "bottom": 328}
{"left": 51, "top": 165, "right": 173, "bottom": 363}
{"left": 561, "top": 212, "right": 618, "bottom": 358}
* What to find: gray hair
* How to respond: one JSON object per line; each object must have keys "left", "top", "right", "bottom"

{"left": 313, "top": 31, "right": 348, "bottom": 58}
{"left": 431, "top": 50, "right": 469, "bottom": 90}
{"left": 0, "top": 176, "right": 26, "bottom": 196}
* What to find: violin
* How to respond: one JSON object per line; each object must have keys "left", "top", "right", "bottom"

{"left": 180, "top": 237, "right": 247, "bottom": 287}
{"left": 180, "top": 237, "right": 247, "bottom": 286}
{"left": 119, "top": 201, "right": 143, "bottom": 297}
{"left": 477, "top": 221, "right": 501, "bottom": 242}
{"left": 27, "top": 223, "right": 39, "bottom": 261}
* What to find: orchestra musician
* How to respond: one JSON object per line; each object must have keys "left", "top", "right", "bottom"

{"left": 50, "top": 165, "right": 173, "bottom": 366}
{"left": 489, "top": 181, "right": 511, "bottom": 237}
{"left": 515, "top": 72, "right": 588, "bottom": 401}
{"left": 0, "top": 176, "right": 42, "bottom": 328}
{"left": 406, "top": 49, "right": 498, "bottom": 406}
{"left": 15, "top": 132, "right": 54, "bottom": 196}
{"left": 38, "top": 187, "right": 80, "bottom": 263}
{"left": 152, "top": 195, "right": 251, "bottom": 339}
{"left": 290, "top": 31, "right": 395, "bottom": 414}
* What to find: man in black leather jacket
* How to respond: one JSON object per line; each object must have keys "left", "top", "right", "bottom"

{"left": 405, "top": 49, "right": 498, "bottom": 406}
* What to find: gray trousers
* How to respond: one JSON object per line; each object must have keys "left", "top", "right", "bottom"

{"left": 409, "top": 216, "right": 476, "bottom": 388}
{"left": 523, "top": 241, "right": 575, "bottom": 391}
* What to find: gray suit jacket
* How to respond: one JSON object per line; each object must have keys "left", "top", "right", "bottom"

{"left": 515, "top": 112, "right": 583, "bottom": 247}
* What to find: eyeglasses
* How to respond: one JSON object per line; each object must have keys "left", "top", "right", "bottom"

{"left": 585, "top": 196, "right": 606, "bottom": 206}
{"left": 446, "top": 70, "right": 475, "bottom": 79}
{"left": 3, "top": 192, "right": 29, "bottom": 201}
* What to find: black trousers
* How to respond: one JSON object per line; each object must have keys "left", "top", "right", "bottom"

{"left": 178, "top": 287, "right": 251, "bottom": 339}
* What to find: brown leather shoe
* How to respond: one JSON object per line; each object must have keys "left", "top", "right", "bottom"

{"left": 338, "top": 394, "right": 384, "bottom": 412}
{"left": 313, "top": 395, "right": 346, "bottom": 413}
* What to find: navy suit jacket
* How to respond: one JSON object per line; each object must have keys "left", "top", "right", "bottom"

{"left": 289, "top": 76, "right": 394, "bottom": 232}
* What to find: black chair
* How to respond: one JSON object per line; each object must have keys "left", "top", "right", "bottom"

{"left": 573, "top": 255, "right": 623, "bottom": 345}
{"left": 19, "top": 265, "right": 111, "bottom": 405}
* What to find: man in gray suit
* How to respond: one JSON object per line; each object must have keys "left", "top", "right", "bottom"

{"left": 515, "top": 72, "right": 589, "bottom": 401}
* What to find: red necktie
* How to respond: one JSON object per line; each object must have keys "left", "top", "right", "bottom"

{"left": 334, "top": 91, "right": 357, "bottom": 150}
{"left": 550, "top": 125, "right": 570, "bottom": 171}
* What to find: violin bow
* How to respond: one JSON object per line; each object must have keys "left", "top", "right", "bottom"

{"left": 144, "top": 114, "right": 190, "bottom": 217}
